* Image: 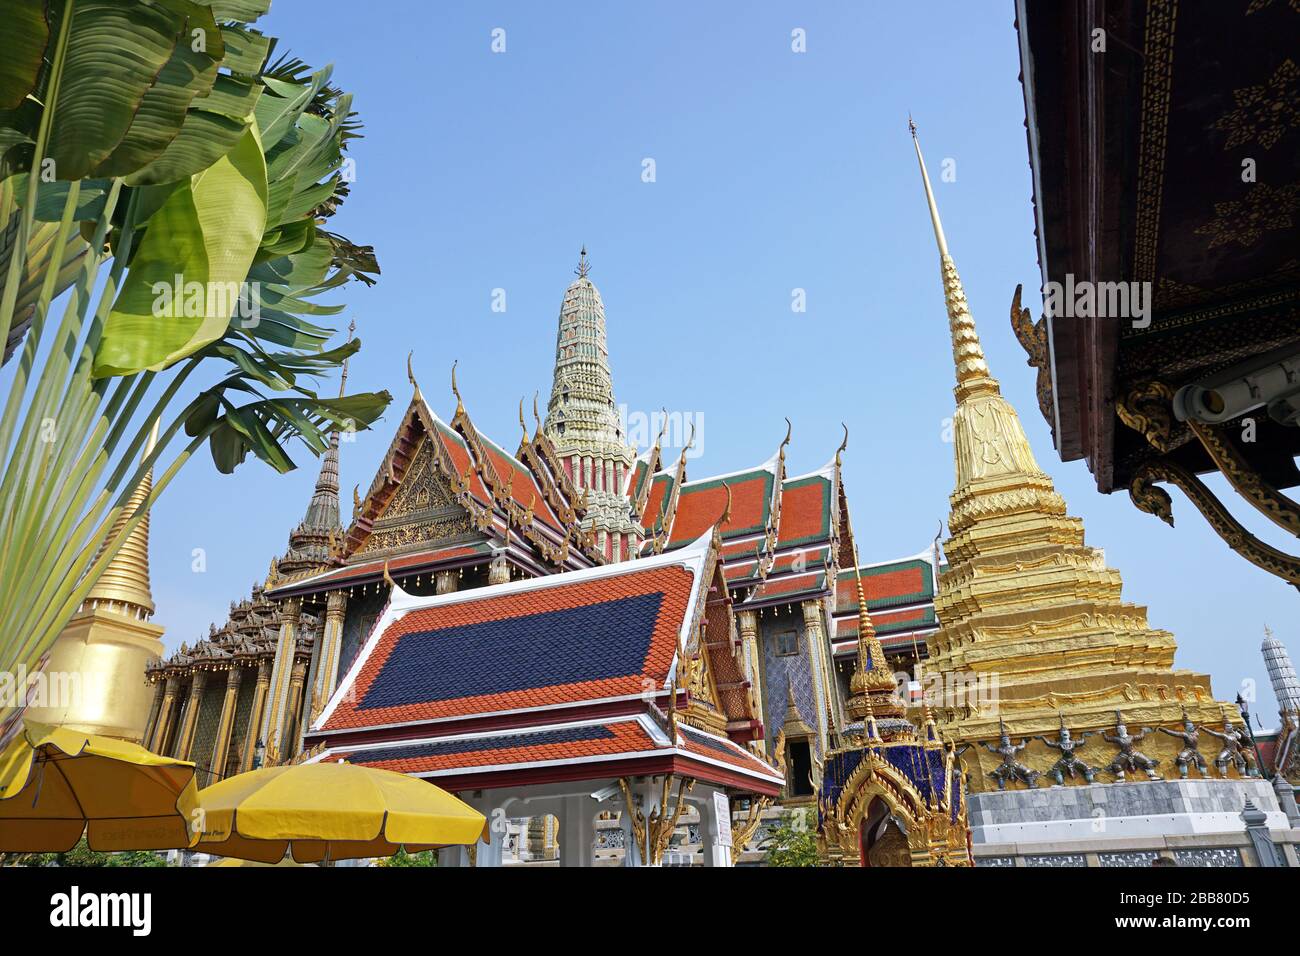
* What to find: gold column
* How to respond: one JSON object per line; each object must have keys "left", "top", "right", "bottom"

{"left": 801, "top": 599, "right": 830, "bottom": 752}
{"left": 310, "top": 590, "right": 348, "bottom": 724}
{"left": 143, "top": 680, "right": 166, "bottom": 749}
{"left": 240, "top": 660, "right": 273, "bottom": 772}
{"left": 435, "top": 570, "right": 458, "bottom": 594}
{"left": 260, "top": 598, "right": 301, "bottom": 764}
{"left": 147, "top": 675, "right": 179, "bottom": 753}
{"left": 175, "top": 670, "right": 208, "bottom": 760}
{"left": 736, "top": 610, "right": 764, "bottom": 750}
{"left": 284, "top": 659, "right": 308, "bottom": 760}
{"left": 208, "top": 667, "right": 244, "bottom": 782}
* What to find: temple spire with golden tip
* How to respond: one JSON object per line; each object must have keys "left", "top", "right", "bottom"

{"left": 910, "top": 120, "right": 999, "bottom": 404}
{"left": 845, "top": 544, "right": 906, "bottom": 723}
{"left": 86, "top": 419, "right": 161, "bottom": 619}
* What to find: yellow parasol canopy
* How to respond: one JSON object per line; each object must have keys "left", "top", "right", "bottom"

{"left": 197, "top": 761, "right": 488, "bottom": 864}
{"left": 0, "top": 721, "right": 198, "bottom": 852}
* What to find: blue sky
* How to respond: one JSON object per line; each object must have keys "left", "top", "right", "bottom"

{"left": 141, "top": 1, "right": 1295, "bottom": 723}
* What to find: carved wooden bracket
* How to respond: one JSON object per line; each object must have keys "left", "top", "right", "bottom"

{"left": 1130, "top": 457, "right": 1300, "bottom": 588}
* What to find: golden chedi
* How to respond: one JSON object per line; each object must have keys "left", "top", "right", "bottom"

{"left": 909, "top": 125, "right": 1233, "bottom": 792}
{"left": 25, "top": 425, "right": 165, "bottom": 742}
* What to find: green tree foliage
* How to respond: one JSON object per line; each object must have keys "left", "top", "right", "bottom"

{"left": 376, "top": 848, "right": 438, "bottom": 867}
{"left": 763, "top": 808, "right": 820, "bottom": 867}
{"left": 0, "top": 1, "right": 392, "bottom": 703}
{"left": 5, "top": 837, "right": 170, "bottom": 867}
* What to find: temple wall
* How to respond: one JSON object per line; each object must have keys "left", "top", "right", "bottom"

{"left": 190, "top": 679, "right": 226, "bottom": 778}
{"left": 228, "top": 670, "right": 257, "bottom": 774}
{"left": 758, "top": 613, "right": 819, "bottom": 759}
{"left": 338, "top": 591, "right": 388, "bottom": 679}
{"left": 970, "top": 778, "right": 1300, "bottom": 867}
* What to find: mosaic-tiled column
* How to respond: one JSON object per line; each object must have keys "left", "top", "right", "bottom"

{"left": 143, "top": 679, "right": 168, "bottom": 752}
{"left": 310, "top": 590, "right": 348, "bottom": 724}
{"left": 175, "top": 670, "right": 208, "bottom": 760}
{"left": 736, "top": 611, "right": 763, "bottom": 744}
{"left": 209, "top": 667, "right": 244, "bottom": 780}
{"left": 801, "top": 599, "right": 830, "bottom": 753}
{"left": 285, "top": 659, "right": 308, "bottom": 759}
{"left": 260, "top": 598, "right": 301, "bottom": 764}
{"left": 240, "top": 660, "right": 273, "bottom": 772}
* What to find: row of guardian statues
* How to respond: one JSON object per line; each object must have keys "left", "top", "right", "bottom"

{"left": 968, "top": 710, "right": 1259, "bottom": 790}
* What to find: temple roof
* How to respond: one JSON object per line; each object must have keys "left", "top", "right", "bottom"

{"left": 310, "top": 713, "right": 782, "bottom": 792}
{"left": 666, "top": 455, "right": 780, "bottom": 548}
{"left": 830, "top": 550, "right": 941, "bottom": 655}
{"left": 268, "top": 384, "right": 601, "bottom": 598}
{"left": 306, "top": 528, "right": 779, "bottom": 793}
{"left": 315, "top": 531, "right": 716, "bottom": 733}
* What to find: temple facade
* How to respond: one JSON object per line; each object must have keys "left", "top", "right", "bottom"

{"left": 142, "top": 252, "right": 937, "bottom": 793}
{"left": 138, "top": 245, "right": 969, "bottom": 864}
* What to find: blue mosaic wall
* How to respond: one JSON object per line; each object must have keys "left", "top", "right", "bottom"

{"left": 758, "top": 612, "right": 822, "bottom": 759}
{"left": 338, "top": 590, "right": 388, "bottom": 678}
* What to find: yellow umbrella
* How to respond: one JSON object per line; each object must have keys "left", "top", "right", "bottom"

{"left": 0, "top": 721, "right": 198, "bottom": 852}
{"left": 207, "top": 856, "right": 316, "bottom": 867}
{"left": 197, "top": 762, "right": 488, "bottom": 864}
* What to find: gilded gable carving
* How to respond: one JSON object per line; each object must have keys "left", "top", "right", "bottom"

{"left": 356, "top": 438, "right": 473, "bottom": 556}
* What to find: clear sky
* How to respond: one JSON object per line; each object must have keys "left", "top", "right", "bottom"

{"left": 143, "top": 0, "right": 1296, "bottom": 724}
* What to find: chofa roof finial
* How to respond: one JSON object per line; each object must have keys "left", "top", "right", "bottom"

{"left": 450, "top": 359, "right": 464, "bottom": 416}
{"left": 407, "top": 350, "right": 420, "bottom": 397}
{"left": 518, "top": 397, "right": 529, "bottom": 444}
{"left": 835, "top": 422, "right": 849, "bottom": 467}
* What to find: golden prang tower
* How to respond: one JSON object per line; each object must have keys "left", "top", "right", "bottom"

{"left": 910, "top": 125, "right": 1233, "bottom": 791}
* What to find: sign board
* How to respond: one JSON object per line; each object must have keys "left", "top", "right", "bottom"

{"left": 714, "top": 791, "right": 733, "bottom": 847}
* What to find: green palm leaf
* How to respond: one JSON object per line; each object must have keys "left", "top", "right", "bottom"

{"left": 45, "top": 0, "right": 188, "bottom": 181}
{"left": 0, "top": 0, "right": 49, "bottom": 111}
{"left": 94, "top": 123, "right": 268, "bottom": 375}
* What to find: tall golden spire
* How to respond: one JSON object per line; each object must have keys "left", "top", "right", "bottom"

{"left": 86, "top": 419, "right": 160, "bottom": 618}
{"left": 910, "top": 122, "right": 999, "bottom": 405}
{"left": 910, "top": 121, "right": 1050, "bottom": 494}
{"left": 911, "top": 121, "right": 1226, "bottom": 789}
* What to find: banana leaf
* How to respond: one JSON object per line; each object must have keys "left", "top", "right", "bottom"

{"left": 94, "top": 124, "right": 268, "bottom": 376}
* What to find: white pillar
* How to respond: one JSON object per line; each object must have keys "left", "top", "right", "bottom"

{"left": 560, "top": 795, "right": 595, "bottom": 867}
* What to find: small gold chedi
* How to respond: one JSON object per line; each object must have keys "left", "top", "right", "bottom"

{"left": 25, "top": 425, "right": 165, "bottom": 742}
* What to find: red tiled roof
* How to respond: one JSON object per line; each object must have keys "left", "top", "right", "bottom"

{"left": 776, "top": 475, "right": 832, "bottom": 548}
{"left": 319, "top": 550, "right": 708, "bottom": 732}
{"left": 476, "top": 433, "right": 564, "bottom": 534}
{"left": 835, "top": 558, "right": 935, "bottom": 613}
{"left": 318, "top": 717, "right": 782, "bottom": 788}
{"left": 269, "top": 542, "right": 495, "bottom": 595}
{"left": 749, "top": 571, "right": 827, "bottom": 602}
{"left": 329, "top": 720, "right": 660, "bottom": 776}
{"left": 432, "top": 419, "right": 490, "bottom": 503}
{"left": 676, "top": 724, "right": 781, "bottom": 781}
{"left": 668, "top": 470, "right": 773, "bottom": 545}
{"left": 640, "top": 472, "right": 675, "bottom": 530}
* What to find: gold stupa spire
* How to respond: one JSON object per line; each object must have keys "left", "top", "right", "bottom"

{"left": 911, "top": 121, "right": 1225, "bottom": 789}
{"left": 910, "top": 123, "right": 1000, "bottom": 405}
{"left": 86, "top": 419, "right": 160, "bottom": 619}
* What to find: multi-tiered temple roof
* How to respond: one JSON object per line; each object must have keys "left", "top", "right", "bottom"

{"left": 307, "top": 530, "right": 781, "bottom": 794}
